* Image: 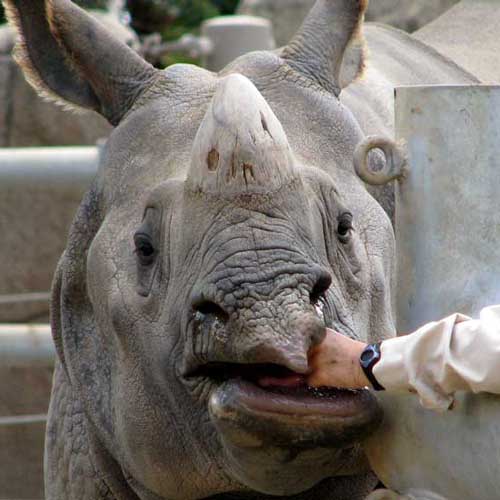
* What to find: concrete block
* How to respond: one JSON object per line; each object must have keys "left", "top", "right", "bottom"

{"left": 201, "top": 15, "right": 275, "bottom": 72}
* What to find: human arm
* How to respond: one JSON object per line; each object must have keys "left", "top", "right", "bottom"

{"left": 308, "top": 305, "right": 500, "bottom": 411}
{"left": 307, "top": 331, "right": 370, "bottom": 390}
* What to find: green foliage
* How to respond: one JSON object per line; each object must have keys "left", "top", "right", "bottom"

{"left": 0, "top": 1, "right": 239, "bottom": 28}
{"left": 162, "top": 1, "right": 221, "bottom": 40}
{"left": 125, "top": 0, "right": 239, "bottom": 66}
{"left": 126, "top": 0, "right": 239, "bottom": 37}
{"left": 212, "top": 0, "right": 239, "bottom": 15}
{"left": 76, "top": 0, "right": 109, "bottom": 7}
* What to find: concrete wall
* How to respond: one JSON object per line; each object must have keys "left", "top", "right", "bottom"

{"left": 0, "top": 417, "right": 47, "bottom": 500}
{"left": 0, "top": 325, "right": 55, "bottom": 499}
{"left": 0, "top": 148, "right": 98, "bottom": 322}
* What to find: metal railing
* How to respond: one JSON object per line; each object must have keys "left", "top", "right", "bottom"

{"left": 0, "top": 324, "right": 55, "bottom": 368}
{"left": 0, "top": 292, "right": 51, "bottom": 306}
{"left": 0, "top": 146, "right": 100, "bottom": 194}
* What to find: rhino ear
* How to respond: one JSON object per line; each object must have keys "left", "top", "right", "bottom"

{"left": 282, "top": 0, "right": 367, "bottom": 95}
{"left": 3, "top": 0, "right": 158, "bottom": 125}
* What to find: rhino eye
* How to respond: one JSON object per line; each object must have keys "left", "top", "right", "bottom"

{"left": 337, "top": 212, "right": 353, "bottom": 242}
{"left": 134, "top": 233, "right": 156, "bottom": 265}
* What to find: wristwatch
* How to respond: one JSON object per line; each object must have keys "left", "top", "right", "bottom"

{"left": 359, "top": 343, "right": 385, "bottom": 391}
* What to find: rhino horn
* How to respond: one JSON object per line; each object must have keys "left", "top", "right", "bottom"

{"left": 282, "top": 0, "right": 368, "bottom": 94}
{"left": 187, "top": 74, "right": 298, "bottom": 195}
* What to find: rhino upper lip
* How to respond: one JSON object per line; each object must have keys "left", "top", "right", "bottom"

{"left": 186, "top": 361, "right": 370, "bottom": 415}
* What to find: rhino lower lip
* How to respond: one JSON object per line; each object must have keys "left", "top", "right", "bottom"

{"left": 208, "top": 378, "right": 382, "bottom": 449}
{"left": 187, "top": 361, "right": 373, "bottom": 415}
{"left": 212, "top": 376, "right": 374, "bottom": 418}
{"left": 195, "top": 361, "right": 383, "bottom": 448}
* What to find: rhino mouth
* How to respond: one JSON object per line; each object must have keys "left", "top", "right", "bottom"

{"left": 188, "top": 362, "right": 382, "bottom": 449}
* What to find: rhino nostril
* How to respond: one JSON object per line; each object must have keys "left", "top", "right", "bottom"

{"left": 310, "top": 272, "right": 332, "bottom": 305}
{"left": 193, "top": 300, "right": 228, "bottom": 321}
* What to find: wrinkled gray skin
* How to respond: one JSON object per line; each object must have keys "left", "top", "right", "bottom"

{"left": 0, "top": 11, "right": 138, "bottom": 146}
{"left": 3, "top": 0, "right": 500, "bottom": 499}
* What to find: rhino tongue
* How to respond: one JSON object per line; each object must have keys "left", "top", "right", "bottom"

{"left": 257, "top": 374, "right": 306, "bottom": 389}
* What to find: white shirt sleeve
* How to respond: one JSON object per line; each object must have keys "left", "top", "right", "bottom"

{"left": 372, "top": 305, "right": 500, "bottom": 411}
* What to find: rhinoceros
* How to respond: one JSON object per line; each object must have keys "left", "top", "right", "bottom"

{"left": 4, "top": 0, "right": 500, "bottom": 498}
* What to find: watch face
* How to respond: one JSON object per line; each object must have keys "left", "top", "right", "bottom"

{"left": 359, "top": 344, "right": 384, "bottom": 391}
{"left": 360, "top": 347, "right": 375, "bottom": 365}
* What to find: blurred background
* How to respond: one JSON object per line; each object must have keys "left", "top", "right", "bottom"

{"left": 0, "top": 0, "right": 240, "bottom": 66}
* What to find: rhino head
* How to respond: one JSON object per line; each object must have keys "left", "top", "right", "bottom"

{"left": 4, "top": 0, "right": 396, "bottom": 498}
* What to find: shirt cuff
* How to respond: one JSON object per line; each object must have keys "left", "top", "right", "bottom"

{"left": 373, "top": 335, "right": 411, "bottom": 392}
{"left": 374, "top": 336, "right": 454, "bottom": 411}
{"left": 373, "top": 313, "right": 469, "bottom": 411}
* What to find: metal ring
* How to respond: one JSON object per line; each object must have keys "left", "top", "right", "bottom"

{"left": 354, "top": 135, "right": 408, "bottom": 185}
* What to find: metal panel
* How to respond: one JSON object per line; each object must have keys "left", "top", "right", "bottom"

{"left": 364, "top": 86, "right": 500, "bottom": 500}
{"left": 395, "top": 85, "right": 500, "bottom": 332}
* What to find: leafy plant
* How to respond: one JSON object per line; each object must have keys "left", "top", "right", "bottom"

{"left": 0, "top": 1, "right": 239, "bottom": 29}
{"left": 126, "top": 0, "right": 238, "bottom": 37}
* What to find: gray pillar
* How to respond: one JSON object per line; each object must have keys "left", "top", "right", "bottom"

{"left": 201, "top": 15, "right": 275, "bottom": 72}
{"left": 0, "top": 324, "right": 55, "bottom": 368}
{"left": 395, "top": 85, "right": 500, "bottom": 332}
{"left": 363, "top": 86, "right": 500, "bottom": 500}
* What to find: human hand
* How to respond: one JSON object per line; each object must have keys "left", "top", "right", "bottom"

{"left": 307, "top": 328, "right": 371, "bottom": 389}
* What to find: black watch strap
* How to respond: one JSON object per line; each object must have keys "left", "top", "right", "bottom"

{"left": 359, "top": 343, "right": 385, "bottom": 391}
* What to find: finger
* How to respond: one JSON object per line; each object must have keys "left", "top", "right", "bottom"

{"left": 308, "top": 354, "right": 331, "bottom": 378}
{"left": 325, "top": 327, "right": 339, "bottom": 336}
{"left": 307, "top": 373, "right": 326, "bottom": 388}
{"left": 308, "top": 344, "right": 321, "bottom": 357}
